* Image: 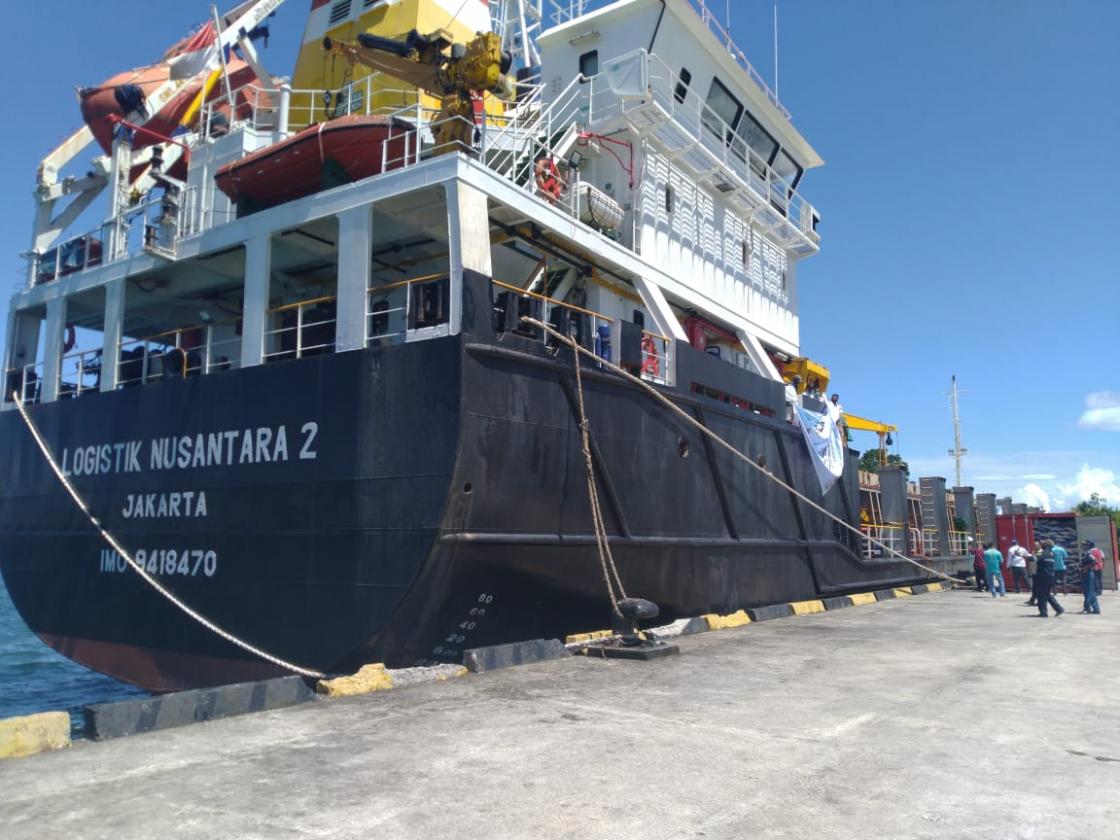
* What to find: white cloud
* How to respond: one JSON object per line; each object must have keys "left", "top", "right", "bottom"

{"left": 1057, "top": 464, "right": 1120, "bottom": 506}
{"left": 1017, "top": 483, "right": 1052, "bottom": 512}
{"left": 1078, "top": 391, "right": 1120, "bottom": 431}
{"left": 1020, "top": 473, "right": 1056, "bottom": 481}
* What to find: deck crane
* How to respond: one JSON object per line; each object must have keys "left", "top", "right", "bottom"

{"left": 843, "top": 413, "right": 898, "bottom": 467}
{"left": 322, "top": 29, "right": 515, "bottom": 151}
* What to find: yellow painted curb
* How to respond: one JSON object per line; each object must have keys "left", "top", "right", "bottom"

{"left": 702, "top": 610, "right": 751, "bottom": 630}
{"left": 849, "top": 592, "right": 877, "bottom": 606}
{"left": 928, "top": 582, "right": 945, "bottom": 592}
{"left": 565, "top": 629, "right": 612, "bottom": 644}
{"left": 790, "top": 600, "right": 825, "bottom": 615}
{"left": 0, "top": 711, "right": 70, "bottom": 760}
{"left": 317, "top": 663, "right": 394, "bottom": 697}
{"left": 893, "top": 588, "right": 913, "bottom": 598}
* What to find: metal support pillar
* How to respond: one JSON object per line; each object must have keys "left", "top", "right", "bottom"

{"left": 335, "top": 205, "right": 372, "bottom": 352}
{"left": 101, "top": 278, "right": 125, "bottom": 392}
{"left": 878, "top": 466, "right": 911, "bottom": 556}
{"left": 735, "top": 327, "right": 783, "bottom": 382}
{"left": 241, "top": 236, "right": 271, "bottom": 368}
{"left": 445, "top": 180, "right": 493, "bottom": 336}
{"left": 41, "top": 296, "right": 66, "bottom": 403}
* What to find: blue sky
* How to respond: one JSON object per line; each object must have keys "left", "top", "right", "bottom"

{"left": 2, "top": 0, "right": 1117, "bottom": 510}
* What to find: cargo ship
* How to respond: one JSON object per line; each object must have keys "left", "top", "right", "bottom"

{"left": 1, "top": 0, "right": 937, "bottom": 692}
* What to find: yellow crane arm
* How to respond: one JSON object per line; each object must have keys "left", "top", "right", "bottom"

{"left": 323, "top": 38, "right": 443, "bottom": 92}
{"left": 842, "top": 413, "right": 897, "bottom": 434}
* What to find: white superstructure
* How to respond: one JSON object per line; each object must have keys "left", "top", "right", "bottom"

{"left": 7, "top": 0, "right": 824, "bottom": 406}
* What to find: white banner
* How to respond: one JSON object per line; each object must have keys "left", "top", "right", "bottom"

{"left": 795, "top": 405, "right": 845, "bottom": 494}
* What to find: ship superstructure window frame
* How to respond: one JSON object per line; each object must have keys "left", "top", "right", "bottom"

{"left": 771, "top": 149, "right": 804, "bottom": 192}
{"left": 579, "top": 50, "right": 599, "bottom": 80}
{"left": 703, "top": 78, "right": 743, "bottom": 145}
{"left": 734, "top": 110, "right": 778, "bottom": 175}
{"left": 674, "top": 68, "right": 692, "bottom": 104}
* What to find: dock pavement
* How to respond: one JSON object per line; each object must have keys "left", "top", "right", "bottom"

{"left": 2, "top": 589, "right": 1117, "bottom": 839}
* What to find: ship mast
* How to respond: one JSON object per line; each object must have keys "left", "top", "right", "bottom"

{"left": 946, "top": 375, "right": 967, "bottom": 487}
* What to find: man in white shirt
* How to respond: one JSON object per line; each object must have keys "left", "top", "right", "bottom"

{"left": 784, "top": 375, "right": 802, "bottom": 424}
{"left": 1006, "top": 539, "right": 1032, "bottom": 594}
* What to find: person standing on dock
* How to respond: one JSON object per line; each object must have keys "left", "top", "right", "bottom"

{"left": 1033, "top": 543, "right": 1064, "bottom": 617}
{"left": 971, "top": 543, "right": 987, "bottom": 592}
{"left": 983, "top": 543, "right": 1005, "bottom": 597}
{"left": 1026, "top": 542, "right": 1043, "bottom": 607}
{"left": 1081, "top": 541, "right": 1104, "bottom": 615}
{"left": 1051, "top": 540, "right": 1069, "bottom": 595}
{"left": 1006, "top": 540, "right": 1031, "bottom": 594}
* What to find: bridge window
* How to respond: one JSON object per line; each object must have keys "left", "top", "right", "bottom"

{"left": 735, "top": 110, "right": 778, "bottom": 174}
{"left": 703, "top": 78, "right": 742, "bottom": 144}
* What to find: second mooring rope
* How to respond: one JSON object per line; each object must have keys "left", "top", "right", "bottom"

{"left": 12, "top": 391, "right": 325, "bottom": 679}
{"left": 571, "top": 336, "right": 628, "bottom": 617}
{"left": 524, "top": 318, "right": 962, "bottom": 587}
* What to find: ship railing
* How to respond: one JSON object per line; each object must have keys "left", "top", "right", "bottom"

{"left": 57, "top": 348, "right": 103, "bottom": 399}
{"left": 860, "top": 523, "right": 906, "bottom": 560}
{"left": 909, "top": 527, "right": 925, "bottom": 557}
{"left": 920, "top": 527, "right": 942, "bottom": 558}
{"left": 5, "top": 361, "right": 44, "bottom": 405}
{"left": 263, "top": 295, "right": 338, "bottom": 362}
{"left": 366, "top": 274, "right": 452, "bottom": 345}
{"left": 492, "top": 278, "right": 672, "bottom": 386}
{"left": 948, "top": 529, "right": 971, "bottom": 556}
{"left": 547, "top": 1, "right": 790, "bottom": 120}
{"left": 583, "top": 49, "right": 817, "bottom": 248}
{"left": 117, "top": 324, "right": 242, "bottom": 388}
{"left": 201, "top": 77, "right": 428, "bottom": 138}
{"left": 26, "top": 230, "right": 105, "bottom": 289}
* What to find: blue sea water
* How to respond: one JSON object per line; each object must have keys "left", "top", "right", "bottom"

{"left": 0, "top": 576, "right": 146, "bottom": 733}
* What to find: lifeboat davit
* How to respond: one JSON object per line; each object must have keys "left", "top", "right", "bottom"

{"left": 213, "top": 115, "right": 414, "bottom": 213}
{"left": 79, "top": 58, "right": 266, "bottom": 156}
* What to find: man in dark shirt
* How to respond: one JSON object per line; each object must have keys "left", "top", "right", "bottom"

{"left": 1033, "top": 542, "right": 1064, "bottom": 617}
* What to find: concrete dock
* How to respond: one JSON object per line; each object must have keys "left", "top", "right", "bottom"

{"left": 3, "top": 590, "right": 1118, "bottom": 839}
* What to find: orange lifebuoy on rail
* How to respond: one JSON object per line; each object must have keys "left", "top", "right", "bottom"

{"left": 640, "top": 334, "right": 660, "bottom": 377}
{"left": 62, "top": 324, "right": 76, "bottom": 354}
{"left": 534, "top": 156, "right": 563, "bottom": 202}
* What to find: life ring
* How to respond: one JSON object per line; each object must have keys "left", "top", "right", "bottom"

{"left": 534, "top": 156, "right": 563, "bottom": 202}
{"left": 62, "top": 324, "right": 76, "bottom": 354}
{"left": 640, "top": 334, "right": 660, "bottom": 377}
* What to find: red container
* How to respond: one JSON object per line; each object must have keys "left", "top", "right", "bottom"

{"left": 994, "top": 512, "right": 1119, "bottom": 591}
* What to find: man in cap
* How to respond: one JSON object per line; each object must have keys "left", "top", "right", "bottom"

{"left": 1006, "top": 539, "right": 1031, "bottom": 595}
{"left": 1081, "top": 540, "right": 1104, "bottom": 615}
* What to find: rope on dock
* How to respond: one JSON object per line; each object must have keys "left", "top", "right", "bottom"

{"left": 11, "top": 391, "right": 326, "bottom": 679}
{"left": 523, "top": 318, "right": 962, "bottom": 587}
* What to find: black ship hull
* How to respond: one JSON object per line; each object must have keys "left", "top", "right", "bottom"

{"left": 0, "top": 316, "right": 928, "bottom": 691}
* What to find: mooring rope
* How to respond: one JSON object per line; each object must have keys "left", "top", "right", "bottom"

{"left": 524, "top": 319, "right": 962, "bottom": 587}
{"left": 571, "top": 338, "right": 628, "bottom": 617}
{"left": 11, "top": 391, "right": 325, "bottom": 679}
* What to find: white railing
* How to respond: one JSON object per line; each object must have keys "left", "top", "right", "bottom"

{"left": 58, "top": 348, "right": 103, "bottom": 398}
{"left": 117, "top": 324, "right": 241, "bottom": 388}
{"left": 5, "top": 362, "right": 44, "bottom": 405}
{"left": 861, "top": 523, "right": 906, "bottom": 560}
{"left": 493, "top": 278, "right": 672, "bottom": 386}
{"left": 263, "top": 296, "right": 338, "bottom": 362}
{"left": 366, "top": 274, "right": 453, "bottom": 344}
